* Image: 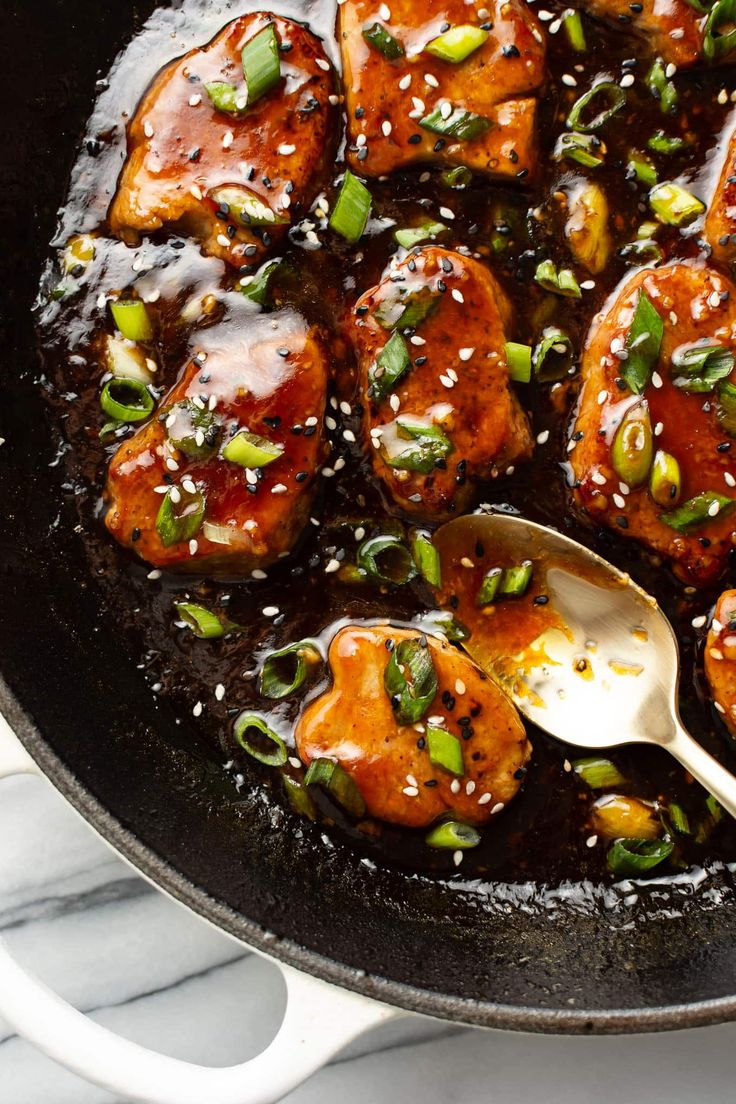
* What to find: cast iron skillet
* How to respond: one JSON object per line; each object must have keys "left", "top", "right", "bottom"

{"left": 3, "top": 0, "right": 736, "bottom": 1034}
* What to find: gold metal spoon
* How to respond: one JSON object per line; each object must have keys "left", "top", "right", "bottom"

{"left": 434, "top": 511, "right": 736, "bottom": 818}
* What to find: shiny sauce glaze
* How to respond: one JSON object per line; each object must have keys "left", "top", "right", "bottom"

{"left": 37, "top": 0, "right": 736, "bottom": 882}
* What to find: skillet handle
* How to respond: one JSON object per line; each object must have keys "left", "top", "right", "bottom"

{"left": 0, "top": 717, "right": 402, "bottom": 1104}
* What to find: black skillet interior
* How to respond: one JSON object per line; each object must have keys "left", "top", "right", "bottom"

{"left": 3, "top": 0, "right": 736, "bottom": 1033}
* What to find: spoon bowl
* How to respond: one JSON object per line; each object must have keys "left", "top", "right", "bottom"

{"left": 434, "top": 511, "right": 736, "bottom": 818}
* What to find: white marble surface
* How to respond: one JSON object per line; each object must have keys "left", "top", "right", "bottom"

{"left": 2, "top": 773, "right": 736, "bottom": 1103}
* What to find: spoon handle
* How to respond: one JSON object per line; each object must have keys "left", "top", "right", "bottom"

{"left": 668, "top": 719, "right": 736, "bottom": 820}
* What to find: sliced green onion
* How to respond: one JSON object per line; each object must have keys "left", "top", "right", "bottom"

{"left": 174, "top": 602, "right": 226, "bottom": 639}
{"left": 369, "top": 331, "right": 410, "bottom": 401}
{"left": 419, "top": 105, "right": 491, "bottom": 141}
{"left": 100, "top": 377, "right": 154, "bottom": 423}
{"left": 210, "top": 185, "right": 285, "bottom": 227}
{"left": 164, "top": 400, "right": 220, "bottom": 459}
{"left": 621, "top": 290, "right": 664, "bottom": 394}
{"left": 646, "top": 57, "right": 677, "bottom": 115}
{"left": 282, "top": 775, "right": 317, "bottom": 820}
{"left": 667, "top": 802, "right": 690, "bottom": 835}
{"left": 356, "top": 534, "right": 417, "bottom": 585}
{"left": 671, "top": 341, "right": 734, "bottom": 392}
{"left": 611, "top": 402, "right": 653, "bottom": 487}
{"left": 111, "top": 299, "right": 153, "bottom": 342}
{"left": 394, "top": 220, "right": 448, "bottom": 249}
{"left": 627, "top": 150, "right": 657, "bottom": 187}
{"left": 441, "top": 165, "right": 473, "bottom": 188}
{"left": 619, "top": 238, "right": 664, "bottom": 265}
{"left": 505, "top": 342, "right": 532, "bottom": 383}
{"left": 384, "top": 637, "right": 438, "bottom": 724}
{"left": 386, "top": 419, "right": 453, "bottom": 473}
{"left": 649, "top": 449, "right": 681, "bottom": 506}
{"left": 562, "top": 8, "right": 587, "bottom": 51}
{"left": 573, "top": 757, "right": 626, "bottom": 789}
{"left": 424, "top": 24, "right": 488, "bottom": 62}
{"left": 647, "top": 130, "right": 685, "bottom": 155}
{"left": 223, "top": 430, "right": 283, "bottom": 468}
{"left": 419, "top": 609, "right": 470, "bottom": 642}
{"left": 234, "top": 712, "right": 287, "bottom": 767}
{"left": 239, "top": 258, "right": 281, "bottom": 305}
{"left": 374, "top": 287, "right": 439, "bottom": 331}
{"left": 695, "top": 793, "right": 724, "bottom": 844}
{"left": 706, "top": 794, "right": 724, "bottom": 823}
{"left": 304, "top": 757, "right": 366, "bottom": 818}
{"left": 661, "top": 491, "right": 735, "bottom": 532}
{"left": 499, "top": 561, "right": 533, "bottom": 597}
{"left": 717, "top": 379, "right": 736, "bottom": 435}
{"left": 476, "top": 566, "right": 502, "bottom": 607}
{"left": 204, "top": 82, "right": 246, "bottom": 115}
{"left": 156, "top": 485, "right": 205, "bottom": 547}
{"left": 427, "top": 726, "right": 464, "bottom": 775}
{"left": 411, "top": 531, "right": 441, "bottom": 587}
{"left": 259, "top": 640, "right": 321, "bottom": 699}
{"left": 362, "top": 21, "right": 404, "bottom": 59}
{"left": 533, "top": 328, "right": 574, "bottom": 381}
{"left": 553, "top": 131, "right": 605, "bottom": 169}
{"left": 607, "top": 837, "right": 673, "bottom": 877}
{"left": 242, "top": 24, "right": 282, "bottom": 104}
{"left": 425, "top": 819, "right": 481, "bottom": 849}
{"left": 534, "top": 260, "right": 581, "bottom": 299}
{"left": 567, "top": 82, "right": 626, "bottom": 132}
{"left": 649, "top": 181, "right": 705, "bottom": 226}
{"left": 329, "top": 170, "right": 372, "bottom": 243}
{"left": 704, "top": 0, "right": 736, "bottom": 60}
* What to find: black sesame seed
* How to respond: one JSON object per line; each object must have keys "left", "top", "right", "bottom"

{"left": 408, "top": 134, "right": 421, "bottom": 144}
{"left": 533, "top": 594, "right": 549, "bottom": 606}
{"left": 295, "top": 471, "right": 308, "bottom": 482}
{"left": 502, "top": 43, "right": 520, "bottom": 57}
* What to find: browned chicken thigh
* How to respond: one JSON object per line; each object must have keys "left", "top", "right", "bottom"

{"left": 705, "top": 125, "right": 736, "bottom": 267}
{"left": 295, "top": 624, "right": 531, "bottom": 828}
{"left": 110, "top": 13, "right": 338, "bottom": 267}
{"left": 705, "top": 590, "right": 736, "bottom": 735}
{"left": 350, "top": 246, "right": 533, "bottom": 517}
{"left": 338, "top": 0, "right": 545, "bottom": 179}
{"left": 570, "top": 262, "right": 736, "bottom": 587}
{"left": 571, "top": 0, "right": 718, "bottom": 67}
{"left": 104, "top": 311, "right": 329, "bottom": 572}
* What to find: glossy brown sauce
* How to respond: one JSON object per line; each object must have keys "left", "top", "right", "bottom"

{"left": 37, "top": 0, "right": 736, "bottom": 883}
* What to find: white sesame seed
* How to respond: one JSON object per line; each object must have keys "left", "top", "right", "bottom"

{"left": 411, "top": 96, "right": 425, "bottom": 113}
{"left": 478, "top": 793, "right": 492, "bottom": 805}
{"left": 718, "top": 88, "right": 729, "bottom": 105}
{"left": 402, "top": 785, "right": 419, "bottom": 797}
{"left": 654, "top": 421, "right": 664, "bottom": 437}
{"left": 562, "top": 74, "right": 577, "bottom": 87}
{"left": 620, "top": 73, "right": 635, "bottom": 87}
{"left": 399, "top": 73, "right": 412, "bottom": 90}
{"left": 455, "top": 679, "right": 466, "bottom": 695}
{"left": 325, "top": 558, "right": 341, "bottom": 573}
{"left": 165, "top": 457, "right": 179, "bottom": 471}
{"left": 537, "top": 430, "right": 550, "bottom": 445}
{"left": 143, "top": 121, "right": 154, "bottom": 138}
{"left": 406, "top": 774, "right": 418, "bottom": 787}
{"left": 725, "top": 472, "right": 736, "bottom": 488}
{"left": 490, "top": 802, "right": 505, "bottom": 815}
{"left": 458, "top": 347, "right": 474, "bottom": 361}
{"left": 381, "top": 120, "right": 392, "bottom": 136}
{"left": 193, "top": 701, "right": 203, "bottom": 717}
{"left": 440, "top": 100, "right": 453, "bottom": 120}
{"left": 271, "top": 483, "right": 288, "bottom": 495}
{"left": 450, "top": 778, "right": 461, "bottom": 794}
{"left": 563, "top": 759, "right": 572, "bottom": 772}
{"left": 215, "top": 684, "right": 225, "bottom": 701}
{"left": 465, "top": 780, "right": 476, "bottom": 795}
{"left": 410, "top": 335, "right": 426, "bottom": 346}
{"left": 439, "top": 206, "right": 455, "bottom": 220}
{"left": 592, "top": 471, "right": 607, "bottom": 486}
{"left": 147, "top": 569, "right": 162, "bottom": 580}
{"left": 316, "top": 58, "right": 330, "bottom": 71}
{"left": 343, "top": 429, "right": 356, "bottom": 443}
{"left": 715, "top": 700, "right": 726, "bottom": 713}
{"left": 289, "top": 757, "right": 302, "bottom": 770}
{"left": 440, "top": 374, "right": 454, "bottom": 389}
{"left": 339, "top": 401, "right": 352, "bottom": 415}
{"left": 586, "top": 834, "right": 598, "bottom": 848}
{"left": 278, "top": 143, "right": 296, "bottom": 155}
{"left": 709, "top": 499, "right": 721, "bottom": 516}
{"left": 354, "top": 527, "right": 366, "bottom": 540}
{"left": 691, "top": 614, "right": 707, "bottom": 629}
{"left": 665, "top": 62, "right": 677, "bottom": 78}
{"left": 581, "top": 279, "right": 596, "bottom": 290}
{"left": 379, "top": 2, "right": 391, "bottom": 18}
{"left": 263, "top": 606, "right": 279, "bottom": 617}
{"left": 217, "top": 234, "right": 231, "bottom": 248}
{"left": 453, "top": 850, "right": 463, "bottom": 866}
{"left": 710, "top": 647, "right": 724, "bottom": 660}
{"left": 222, "top": 131, "right": 234, "bottom": 149}
{"left": 189, "top": 539, "right": 198, "bottom": 555}
{"left": 190, "top": 183, "right": 203, "bottom": 200}
{"left": 424, "top": 73, "right": 439, "bottom": 88}
{"left": 613, "top": 493, "right": 626, "bottom": 509}
{"left": 389, "top": 394, "right": 400, "bottom": 411}
{"left": 334, "top": 457, "right": 346, "bottom": 471}
{"left": 251, "top": 569, "right": 267, "bottom": 580}
{"left": 189, "top": 93, "right": 202, "bottom": 107}
{"left": 451, "top": 289, "right": 464, "bottom": 303}
{"left": 169, "top": 486, "right": 181, "bottom": 505}
{"left": 597, "top": 389, "right": 608, "bottom": 405}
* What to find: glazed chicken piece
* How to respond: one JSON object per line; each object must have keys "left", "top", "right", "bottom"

{"left": 705, "top": 590, "right": 736, "bottom": 735}
{"left": 295, "top": 624, "right": 531, "bottom": 828}
{"left": 109, "top": 13, "right": 338, "bottom": 268}
{"left": 105, "top": 310, "right": 329, "bottom": 571}
{"left": 570, "top": 262, "right": 736, "bottom": 588}
{"left": 338, "top": 0, "right": 545, "bottom": 179}
{"left": 570, "top": 0, "right": 710, "bottom": 68}
{"left": 350, "top": 246, "right": 533, "bottom": 517}
{"left": 705, "top": 125, "right": 736, "bottom": 267}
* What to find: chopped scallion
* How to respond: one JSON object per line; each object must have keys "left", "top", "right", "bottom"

{"left": 386, "top": 418, "right": 453, "bottom": 473}
{"left": 499, "top": 561, "right": 533, "bottom": 597}
{"left": 223, "top": 430, "right": 284, "bottom": 468}
{"left": 661, "top": 491, "right": 735, "bottom": 532}
{"left": 362, "top": 21, "right": 404, "bottom": 59}
{"left": 356, "top": 534, "right": 417, "bottom": 585}
{"left": 204, "top": 82, "right": 246, "bottom": 115}
{"left": 164, "top": 400, "right": 220, "bottom": 459}
{"left": 647, "top": 130, "right": 685, "bottom": 154}
{"left": 304, "top": 757, "right": 366, "bottom": 818}
{"left": 110, "top": 299, "right": 153, "bottom": 342}
{"left": 427, "top": 726, "right": 464, "bottom": 775}
{"left": 649, "top": 449, "right": 681, "bottom": 506}
{"left": 704, "top": 0, "right": 736, "bottom": 60}
{"left": 671, "top": 341, "right": 734, "bottom": 392}
{"left": 369, "top": 331, "right": 411, "bottom": 401}
{"left": 573, "top": 757, "right": 626, "bottom": 789}
{"left": 329, "top": 170, "right": 372, "bottom": 243}
{"left": 476, "top": 566, "right": 502, "bottom": 607}
{"left": 441, "top": 165, "right": 473, "bottom": 188}
{"left": 646, "top": 57, "right": 677, "bottom": 114}
{"left": 717, "top": 379, "right": 736, "bottom": 436}
{"left": 242, "top": 24, "right": 282, "bottom": 105}
{"left": 411, "top": 530, "right": 441, "bottom": 587}
{"left": 611, "top": 402, "right": 653, "bottom": 487}
{"left": 424, "top": 24, "right": 488, "bottom": 63}
{"left": 394, "top": 220, "right": 448, "bottom": 249}
{"left": 419, "top": 609, "right": 470, "bottom": 642}
{"left": 607, "top": 837, "right": 673, "bottom": 877}
{"left": 667, "top": 802, "right": 690, "bottom": 835}
{"left": 283, "top": 775, "right": 317, "bottom": 820}
{"left": 567, "top": 82, "right": 626, "bottom": 132}
{"left": 384, "top": 637, "right": 438, "bottom": 724}
{"left": 234, "top": 712, "right": 287, "bottom": 767}
{"left": 533, "top": 328, "right": 574, "bottom": 381}
{"left": 239, "top": 258, "right": 281, "bottom": 305}
{"left": 621, "top": 290, "right": 663, "bottom": 394}
{"left": 259, "top": 640, "right": 321, "bottom": 699}
{"left": 553, "top": 131, "right": 605, "bottom": 168}
{"left": 100, "top": 377, "right": 154, "bottom": 423}
{"left": 504, "top": 341, "right": 532, "bottom": 383}
{"left": 174, "top": 602, "right": 225, "bottom": 639}
{"left": 649, "top": 181, "right": 705, "bottom": 226}
{"left": 534, "top": 260, "right": 581, "bottom": 299}
{"left": 627, "top": 150, "right": 657, "bottom": 188}
{"left": 425, "top": 819, "right": 481, "bottom": 849}
{"left": 562, "top": 8, "right": 587, "bottom": 51}
{"left": 419, "top": 105, "right": 491, "bottom": 141}
{"left": 155, "top": 485, "right": 205, "bottom": 547}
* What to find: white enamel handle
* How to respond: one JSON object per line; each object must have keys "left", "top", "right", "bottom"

{"left": 0, "top": 715, "right": 401, "bottom": 1103}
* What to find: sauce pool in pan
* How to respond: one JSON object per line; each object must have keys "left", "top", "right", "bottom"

{"left": 36, "top": 0, "right": 736, "bottom": 883}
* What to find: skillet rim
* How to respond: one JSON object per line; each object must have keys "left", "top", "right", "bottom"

{"left": 4, "top": 676, "right": 736, "bottom": 1035}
